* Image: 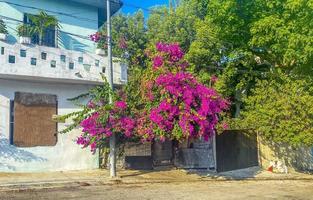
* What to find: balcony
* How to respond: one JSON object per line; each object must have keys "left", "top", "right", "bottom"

{"left": 0, "top": 41, "right": 127, "bottom": 85}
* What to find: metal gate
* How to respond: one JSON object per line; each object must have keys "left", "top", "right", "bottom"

{"left": 152, "top": 140, "right": 173, "bottom": 166}
{"left": 216, "top": 130, "right": 258, "bottom": 172}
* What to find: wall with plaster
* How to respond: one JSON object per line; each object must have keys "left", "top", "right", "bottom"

{"left": 258, "top": 137, "right": 313, "bottom": 172}
{"left": 0, "top": 79, "right": 99, "bottom": 172}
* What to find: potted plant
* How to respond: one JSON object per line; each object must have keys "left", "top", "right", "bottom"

{"left": 0, "top": 19, "right": 8, "bottom": 41}
{"left": 95, "top": 47, "right": 106, "bottom": 56}
{"left": 28, "top": 11, "right": 60, "bottom": 46}
{"left": 90, "top": 32, "right": 107, "bottom": 56}
{"left": 17, "top": 24, "right": 33, "bottom": 44}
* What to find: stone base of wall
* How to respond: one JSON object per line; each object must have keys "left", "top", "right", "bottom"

{"left": 258, "top": 137, "right": 313, "bottom": 172}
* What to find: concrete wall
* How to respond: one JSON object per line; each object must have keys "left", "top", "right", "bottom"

{"left": 0, "top": 79, "right": 99, "bottom": 172}
{"left": 0, "top": 0, "right": 98, "bottom": 52}
{"left": 258, "top": 137, "right": 313, "bottom": 172}
{"left": 0, "top": 41, "right": 127, "bottom": 85}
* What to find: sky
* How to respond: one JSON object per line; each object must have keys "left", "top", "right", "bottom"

{"left": 121, "top": 0, "right": 169, "bottom": 16}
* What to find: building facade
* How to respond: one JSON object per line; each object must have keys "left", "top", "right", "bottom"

{"left": 0, "top": 0, "right": 124, "bottom": 172}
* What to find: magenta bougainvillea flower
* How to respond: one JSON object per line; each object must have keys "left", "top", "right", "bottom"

{"left": 118, "top": 37, "right": 128, "bottom": 49}
{"left": 77, "top": 100, "right": 135, "bottom": 153}
{"left": 137, "top": 42, "right": 229, "bottom": 142}
{"left": 153, "top": 55, "right": 164, "bottom": 69}
{"left": 76, "top": 42, "right": 229, "bottom": 153}
{"left": 115, "top": 101, "right": 127, "bottom": 110}
{"left": 89, "top": 32, "right": 102, "bottom": 43}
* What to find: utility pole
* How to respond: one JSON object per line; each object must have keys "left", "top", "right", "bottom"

{"left": 106, "top": 0, "right": 116, "bottom": 178}
{"left": 169, "top": 0, "right": 172, "bottom": 12}
{"left": 169, "top": 0, "right": 179, "bottom": 12}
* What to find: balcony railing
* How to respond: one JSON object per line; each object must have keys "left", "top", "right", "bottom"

{"left": 0, "top": 41, "right": 127, "bottom": 85}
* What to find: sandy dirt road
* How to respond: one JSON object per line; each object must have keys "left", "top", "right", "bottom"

{"left": 1, "top": 180, "right": 313, "bottom": 200}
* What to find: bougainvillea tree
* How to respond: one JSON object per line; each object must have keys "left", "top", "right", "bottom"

{"left": 60, "top": 42, "right": 229, "bottom": 153}
{"left": 59, "top": 80, "right": 136, "bottom": 153}
{"left": 136, "top": 42, "right": 229, "bottom": 142}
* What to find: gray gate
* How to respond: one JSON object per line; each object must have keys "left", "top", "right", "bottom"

{"left": 216, "top": 130, "right": 258, "bottom": 172}
{"left": 152, "top": 140, "right": 173, "bottom": 166}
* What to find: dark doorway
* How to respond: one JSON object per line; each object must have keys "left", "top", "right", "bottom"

{"left": 216, "top": 130, "right": 258, "bottom": 172}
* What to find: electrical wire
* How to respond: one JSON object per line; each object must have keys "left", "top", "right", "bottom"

{"left": 0, "top": 0, "right": 167, "bottom": 25}
{"left": 0, "top": 1, "right": 274, "bottom": 76}
{"left": 0, "top": 14, "right": 119, "bottom": 46}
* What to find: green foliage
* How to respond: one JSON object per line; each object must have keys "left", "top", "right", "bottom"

{"left": 17, "top": 24, "right": 33, "bottom": 37}
{"left": 186, "top": 0, "right": 313, "bottom": 118}
{"left": 186, "top": 0, "right": 271, "bottom": 116}
{"left": 28, "top": 11, "right": 60, "bottom": 45}
{"left": 0, "top": 19, "right": 8, "bottom": 34}
{"left": 237, "top": 73, "right": 313, "bottom": 146}
{"left": 61, "top": 0, "right": 313, "bottom": 147}
{"left": 100, "top": 11, "right": 148, "bottom": 68}
{"left": 250, "top": 0, "right": 313, "bottom": 71}
{"left": 147, "top": 3, "right": 199, "bottom": 51}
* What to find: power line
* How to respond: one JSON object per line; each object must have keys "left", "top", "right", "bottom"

{"left": 1, "top": 14, "right": 275, "bottom": 76}
{"left": 0, "top": 0, "right": 167, "bottom": 26}
{"left": 0, "top": 14, "right": 90, "bottom": 40}
{"left": 0, "top": 14, "right": 118, "bottom": 46}
{"left": 0, "top": 0, "right": 103, "bottom": 24}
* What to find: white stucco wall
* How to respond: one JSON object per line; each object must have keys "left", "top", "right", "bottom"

{"left": 0, "top": 41, "right": 127, "bottom": 85}
{"left": 0, "top": 79, "right": 99, "bottom": 172}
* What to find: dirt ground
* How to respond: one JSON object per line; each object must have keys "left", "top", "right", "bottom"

{"left": 1, "top": 180, "right": 313, "bottom": 200}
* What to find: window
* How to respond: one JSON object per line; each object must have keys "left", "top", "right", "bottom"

{"left": 69, "top": 62, "right": 74, "bottom": 69}
{"left": 12, "top": 92, "right": 57, "bottom": 147}
{"left": 31, "top": 57, "right": 37, "bottom": 65}
{"left": 20, "top": 50, "right": 26, "bottom": 57}
{"left": 95, "top": 59, "right": 99, "bottom": 67}
{"left": 60, "top": 55, "right": 66, "bottom": 63}
{"left": 8, "top": 55, "right": 15, "bottom": 63}
{"left": 1, "top": 47, "right": 4, "bottom": 55}
{"left": 51, "top": 60, "right": 56, "bottom": 68}
{"left": 78, "top": 57, "right": 83, "bottom": 64}
{"left": 23, "top": 13, "right": 57, "bottom": 47}
{"left": 41, "top": 52, "right": 47, "bottom": 60}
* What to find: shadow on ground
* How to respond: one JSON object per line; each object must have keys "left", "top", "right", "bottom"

{"left": 186, "top": 166, "right": 263, "bottom": 180}
{"left": 0, "top": 137, "right": 46, "bottom": 171}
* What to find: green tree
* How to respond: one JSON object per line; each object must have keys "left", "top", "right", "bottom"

{"left": 238, "top": 72, "right": 313, "bottom": 146}
{"left": 187, "top": 0, "right": 269, "bottom": 117}
{"left": 100, "top": 11, "right": 147, "bottom": 68}
{"left": 250, "top": 0, "right": 313, "bottom": 72}
{"left": 187, "top": 0, "right": 313, "bottom": 117}
{"left": 147, "top": 2, "right": 200, "bottom": 51}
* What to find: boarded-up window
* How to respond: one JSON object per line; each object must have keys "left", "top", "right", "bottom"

{"left": 13, "top": 92, "right": 57, "bottom": 147}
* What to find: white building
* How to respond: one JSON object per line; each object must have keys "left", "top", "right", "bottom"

{"left": 0, "top": 0, "right": 125, "bottom": 172}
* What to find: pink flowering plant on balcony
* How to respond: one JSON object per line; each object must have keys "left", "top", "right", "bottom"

{"left": 136, "top": 42, "right": 229, "bottom": 142}
{"left": 90, "top": 32, "right": 108, "bottom": 50}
